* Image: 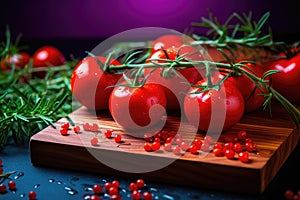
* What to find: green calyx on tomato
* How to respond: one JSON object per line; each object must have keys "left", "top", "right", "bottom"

{"left": 146, "top": 45, "right": 204, "bottom": 109}
{"left": 150, "top": 34, "right": 194, "bottom": 55}
{"left": 184, "top": 77, "right": 245, "bottom": 132}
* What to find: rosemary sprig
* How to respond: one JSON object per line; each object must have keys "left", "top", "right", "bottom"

{"left": 190, "top": 11, "right": 287, "bottom": 62}
{"left": 0, "top": 26, "right": 27, "bottom": 59}
{"left": 191, "top": 12, "right": 282, "bottom": 47}
{"left": 0, "top": 171, "right": 16, "bottom": 184}
{"left": 0, "top": 58, "right": 79, "bottom": 149}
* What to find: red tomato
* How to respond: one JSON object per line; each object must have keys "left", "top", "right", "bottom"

{"left": 147, "top": 46, "right": 204, "bottom": 109}
{"left": 206, "top": 48, "right": 230, "bottom": 62}
{"left": 184, "top": 78, "right": 244, "bottom": 132}
{"left": 1, "top": 52, "right": 30, "bottom": 70}
{"left": 232, "top": 62, "right": 266, "bottom": 113}
{"left": 71, "top": 56, "right": 122, "bottom": 110}
{"left": 151, "top": 34, "right": 192, "bottom": 54}
{"left": 33, "top": 46, "right": 65, "bottom": 68}
{"left": 149, "top": 45, "right": 203, "bottom": 63}
{"left": 265, "top": 53, "right": 300, "bottom": 104}
{"left": 109, "top": 83, "right": 167, "bottom": 130}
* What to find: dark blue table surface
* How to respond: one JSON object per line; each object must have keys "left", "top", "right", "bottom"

{"left": 1, "top": 140, "right": 300, "bottom": 200}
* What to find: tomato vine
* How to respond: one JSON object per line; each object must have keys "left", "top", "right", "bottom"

{"left": 99, "top": 11, "right": 300, "bottom": 127}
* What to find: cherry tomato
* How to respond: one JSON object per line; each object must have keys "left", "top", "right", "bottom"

{"left": 184, "top": 78, "right": 244, "bottom": 132}
{"left": 33, "top": 46, "right": 65, "bottom": 67}
{"left": 71, "top": 56, "right": 122, "bottom": 110}
{"left": 231, "top": 62, "right": 266, "bottom": 113}
{"left": 1, "top": 52, "right": 30, "bottom": 70}
{"left": 32, "top": 46, "right": 66, "bottom": 77}
{"left": 151, "top": 34, "right": 193, "bottom": 54}
{"left": 217, "top": 61, "right": 267, "bottom": 113}
{"left": 149, "top": 45, "right": 203, "bottom": 64}
{"left": 109, "top": 83, "right": 167, "bottom": 130}
{"left": 147, "top": 46, "right": 204, "bottom": 109}
{"left": 206, "top": 48, "right": 230, "bottom": 62}
{"left": 265, "top": 53, "right": 300, "bottom": 104}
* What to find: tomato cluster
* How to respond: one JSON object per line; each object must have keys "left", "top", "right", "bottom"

{"left": 70, "top": 34, "right": 300, "bottom": 134}
{"left": 0, "top": 45, "right": 65, "bottom": 77}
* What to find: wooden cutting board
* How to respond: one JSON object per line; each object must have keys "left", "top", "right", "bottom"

{"left": 30, "top": 104, "right": 300, "bottom": 194}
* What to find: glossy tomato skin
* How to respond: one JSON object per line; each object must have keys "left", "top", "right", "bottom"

{"left": 151, "top": 34, "right": 193, "bottom": 54}
{"left": 217, "top": 62, "right": 266, "bottom": 113}
{"left": 71, "top": 56, "right": 122, "bottom": 110}
{"left": 33, "top": 46, "right": 65, "bottom": 68}
{"left": 146, "top": 68, "right": 201, "bottom": 110}
{"left": 184, "top": 79, "right": 244, "bottom": 132}
{"left": 109, "top": 83, "right": 167, "bottom": 130}
{"left": 1, "top": 52, "right": 30, "bottom": 70}
{"left": 147, "top": 46, "right": 204, "bottom": 109}
{"left": 149, "top": 45, "right": 203, "bottom": 63}
{"left": 265, "top": 54, "right": 300, "bottom": 104}
{"left": 233, "top": 62, "right": 266, "bottom": 113}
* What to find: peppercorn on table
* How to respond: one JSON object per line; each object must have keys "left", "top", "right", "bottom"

{"left": 29, "top": 103, "right": 300, "bottom": 195}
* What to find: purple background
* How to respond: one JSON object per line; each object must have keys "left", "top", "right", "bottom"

{"left": 1, "top": 0, "right": 300, "bottom": 40}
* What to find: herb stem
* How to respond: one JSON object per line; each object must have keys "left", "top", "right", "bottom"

{"left": 108, "top": 60, "right": 234, "bottom": 70}
{"left": 0, "top": 171, "right": 16, "bottom": 177}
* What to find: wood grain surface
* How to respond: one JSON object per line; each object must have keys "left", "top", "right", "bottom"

{"left": 30, "top": 104, "right": 300, "bottom": 194}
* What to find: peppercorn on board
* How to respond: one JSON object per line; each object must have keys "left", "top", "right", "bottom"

{"left": 30, "top": 104, "right": 300, "bottom": 194}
